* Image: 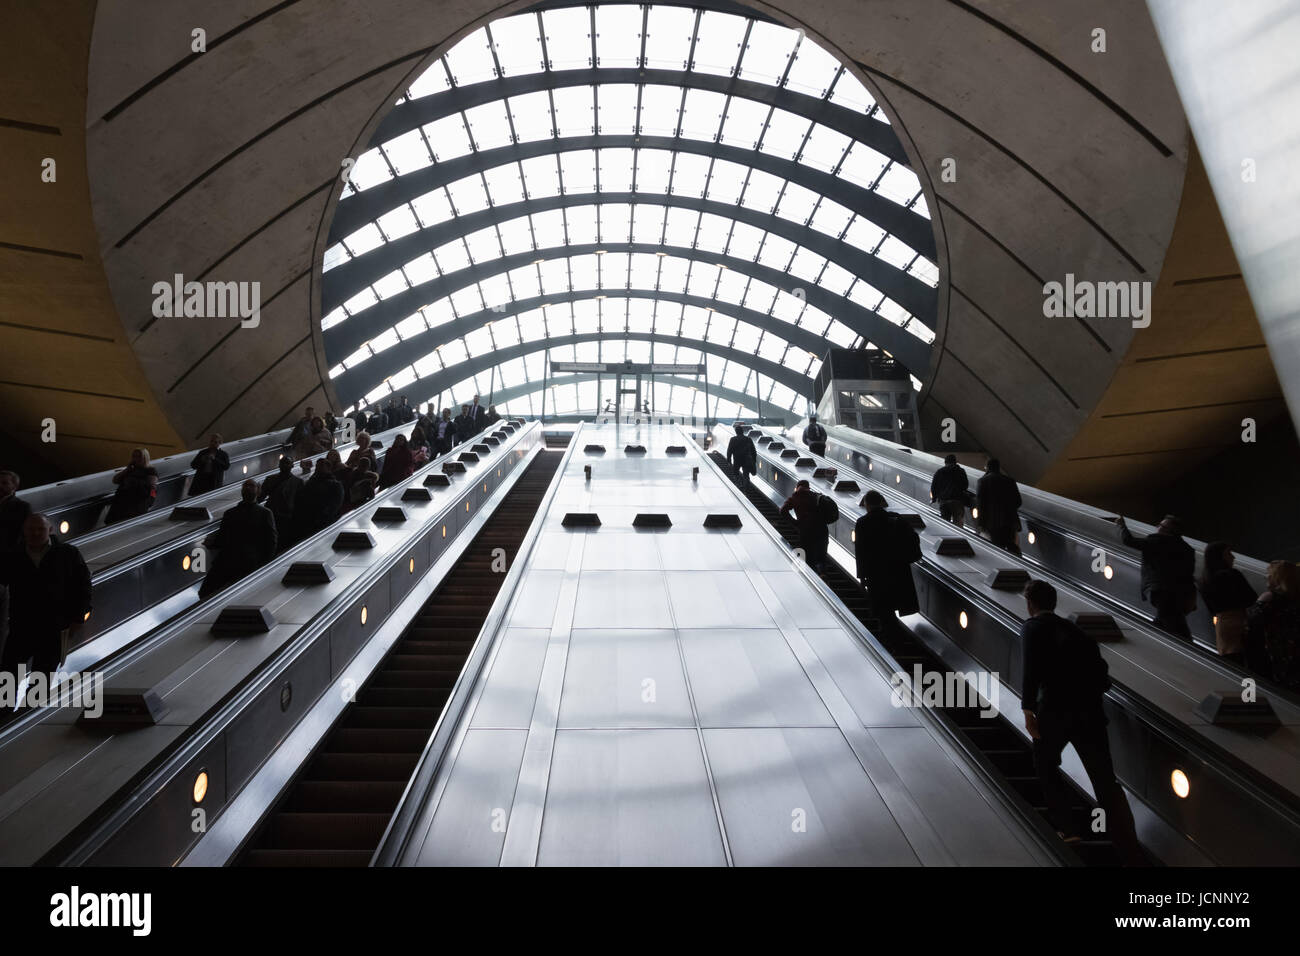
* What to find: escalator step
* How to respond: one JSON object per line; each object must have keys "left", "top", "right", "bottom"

{"left": 329, "top": 728, "right": 430, "bottom": 753}
{"left": 286, "top": 779, "right": 407, "bottom": 813}
{"left": 262, "top": 812, "right": 393, "bottom": 849}
{"left": 345, "top": 706, "right": 443, "bottom": 729}
{"left": 309, "top": 752, "right": 420, "bottom": 781}
{"left": 243, "top": 848, "right": 374, "bottom": 867}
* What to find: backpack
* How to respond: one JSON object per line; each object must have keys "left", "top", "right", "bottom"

{"left": 890, "top": 514, "right": 923, "bottom": 564}
{"left": 1058, "top": 618, "right": 1112, "bottom": 697}
{"left": 816, "top": 493, "right": 839, "bottom": 525}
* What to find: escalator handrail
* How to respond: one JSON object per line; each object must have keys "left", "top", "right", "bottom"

{"left": 42, "top": 421, "right": 542, "bottom": 866}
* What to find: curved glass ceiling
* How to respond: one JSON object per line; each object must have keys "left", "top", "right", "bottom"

{"left": 321, "top": 2, "right": 939, "bottom": 422}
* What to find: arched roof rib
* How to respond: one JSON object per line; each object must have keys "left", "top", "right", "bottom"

{"left": 324, "top": 190, "right": 936, "bottom": 321}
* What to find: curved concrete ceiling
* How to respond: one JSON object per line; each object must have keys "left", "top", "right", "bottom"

{"left": 83, "top": 0, "right": 1188, "bottom": 480}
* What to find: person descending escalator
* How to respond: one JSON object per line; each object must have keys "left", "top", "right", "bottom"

{"left": 288, "top": 453, "right": 344, "bottom": 546}
{"left": 1019, "top": 578, "right": 1145, "bottom": 865}
{"left": 779, "top": 479, "right": 830, "bottom": 573}
{"left": 0, "top": 470, "right": 32, "bottom": 552}
{"left": 802, "top": 414, "right": 827, "bottom": 456}
{"left": 378, "top": 434, "right": 414, "bottom": 489}
{"left": 0, "top": 513, "right": 92, "bottom": 677}
{"left": 726, "top": 423, "right": 757, "bottom": 484}
{"left": 104, "top": 448, "right": 159, "bottom": 525}
{"left": 853, "top": 490, "right": 921, "bottom": 626}
{"left": 1246, "top": 561, "right": 1300, "bottom": 690}
{"left": 258, "top": 457, "right": 301, "bottom": 550}
{"left": 188, "top": 433, "right": 231, "bottom": 496}
{"left": 930, "top": 454, "right": 969, "bottom": 528}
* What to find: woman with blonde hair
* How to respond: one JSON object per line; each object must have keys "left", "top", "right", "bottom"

{"left": 105, "top": 448, "right": 158, "bottom": 524}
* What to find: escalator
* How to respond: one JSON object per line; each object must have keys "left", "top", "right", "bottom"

{"left": 709, "top": 451, "right": 1134, "bottom": 867}
{"left": 239, "top": 449, "right": 564, "bottom": 866}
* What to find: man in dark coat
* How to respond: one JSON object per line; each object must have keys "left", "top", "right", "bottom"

{"left": 287, "top": 406, "right": 315, "bottom": 446}
{"left": 1117, "top": 514, "right": 1196, "bottom": 639}
{"left": 0, "top": 513, "right": 92, "bottom": 673}
{"left": 726, "top": 424, "right": 757, "bottom": 484}
{"left": 976, "top": 458, "right": 1022, "bottom": 555}
{"left": 454, "top": 404, "right": 472, "bottom": 445}
{"left": 802, "top": 414, "right": 828, "bottom": 456}
{"left": 779, "top": 479, "right": 828, "bottom": 572}
{"left": 466, "top": 394, "right": 487, "bottom": 436}
{"left": 189, "top": 433, "right": 231, "bottom": 496}
{"left": 199, "top": 480, "right": 277, "bottom": 599}
{"left": 433, "top": 409, "right": 457, "bottom": 455}
{"left": 853, "top": 490, "right": 920, "bottom": 620}
{"left": 1019, "top": 578, "right": 1144, "bottom": 863}
{"left": 930, "top": 454, "right": 969, "bottom": 528}
{"left": 289, "top": 455, "right": 345, "bottom": 546}
{"left": 0, "top": 470, "right": 33, "bottom": 551}
{"left": 257, "top": 457, "right": 301, "bottom": 551}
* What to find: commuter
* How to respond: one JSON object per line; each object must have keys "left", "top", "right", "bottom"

{"left": 343, "top": 461, "right": 379, "bottom": 511}
{"left": 345, "top": 432, "right": 375, "bottom": 470}
{"left": 975, "top": 458, "right": 1022, "bottom": 555}
{"left": 371, "top": 404, "right": 389, "bottom": 432}
{"left": 189, "top": 433, "right": 231, "bottom": 496}
{"left": 291, "top": 416, "right": 332, "bottom": 459}
{"left": 726, "top": 423, "right": 757, "bottom": 484}
{"left": 930, "top": 454, "right": 969, "bottom": 528}
{"left": 1117, "top": 515, "right": 1196, "bottom": 640}
{"left": 258, "top": 456, "right": 301, "bottom": 542}
{"left": 853, "top": 490, "right": 921, "bottom": 622}
{"left": 104, "top": 448, "right": 159, "bottom": 525}
{"left": 466, "top": 394, "right": 487, "bottom": 436}
{"left": 400, "top": 395, "right": 416, "bottom": 424}
{"left": 1198, "top": 542, "right": 1258, "bottom": 662}
{"left": 324, "top": 411, "right": 339, "bottom": 434}
{"left": 198, "top": 480, "right": 277, "bottom": 600}
{"left": 288, "top": 454, "right": 344, "bottom": 545}
{"left": 409, "top": 426, "right": 431, "bottom": 465}
{"left": 0, "top": 513, "right": 92, "bottom": 675}
{"left": 485, "top": 405, "right": 501, "bottom": 427}
{"left": 288, "top": 406, "right": 315, "bottom": 446}
{"left": 378, "top": 434, "right": 415, "bottom": 489}
{"left": 1019, "top": 579, "right": 1144, "bottom": 864}
{"left": 454, "top": 404, "right": 472, "bottom": 445}
{"left": 1246, "top": 561, "right": 1300, "bottom": 690}
{"left": 0, "top": 470, "right": 32, "bottom": 551}
{"left": 433, "top": 409, "right": 456, "bottom": 455}
{"left": 802, "top": 414, "right": 828, "bottom": 456}
{"left": 298, "top": 458, "right": 313, "bottom": 477}
{"left": 417, "top": 404, "right": 437, "bottom": 436}
{"left": 779, "top": 479, "right": 830, "bottom": 573}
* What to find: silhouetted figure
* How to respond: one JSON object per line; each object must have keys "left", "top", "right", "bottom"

{"left": 1246, "top": 561, "right": 1300, "bottom": 689}
{"left": 289, "top": 456, "right": 344, "bottom": 545}
{"left": 1117, "top": 515, "right": 1195, "bottom": 640}
{"left": 291, "top": 416, "right": 333, "bottom": 460}
{"left": 802, "top": 415, "right": 827, "bottom": 456}
{"left": 466, "top": 394, "right": 487, "bottom": 436}
{"left": 433, "top": 410, "right": 456, "bottom": 455}
{"left": 199, "top": 480, "right": 277, "bottom": 600}
{"left": 1019, "top": 579, "right": 1144, "bottom": 864}
{"left": 454, "top": 405, "right": 471, "bottom": 445}
{"left": 853, "top": 490, "right": 920, "bottom": 622}
{"left": 189, "top": 433, "right": 231, "bottom": 496}
{"left": 345, "top": 433, "right": 375, "bottom": 470}
{"left": 378, "top": 434, "right": 415, "bottom": 489}
{"left": 976, "top": 458, "right": 1022, "bottom": 555}
{"left": 485, "top": 405, "right": 501, "bottom": 427}
{"left": 409, "top": 426, "right": 431, "bottom": 466}
{"left": 0, "top": 470, "right": 32, "bottom": 551}
{"left": 324, "top": 411, "right": 339, "bottom": 434}
{"left": 287, "top": 406, "right": 315, "bottom": 446}
{"left": 780, "top": 479, "right": 829, "bottom": 573}
{"left": 258, "top": 457, "right": 301, "bottom": 544}
{"left": 726, "top": 424, "right": 757, "bottom": 484}
{"left": 104, "top": 448, "right": 159, "bottom": 525}
{"left": 930, "top": 454, "right": 969, "bottom": 528}
{"left": 1199, "top": 541, "right": 1258, "bottom": 662}
{"left": 0, "top": 514, "right": 91, "bottom": 675}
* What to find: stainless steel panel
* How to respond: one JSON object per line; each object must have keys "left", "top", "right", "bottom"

{"left": 557, "top": 629, "right": 693, "bottom": 729}
{"left": 801, "top": 628, "right": 919, "bottom": 728}
{"left": 506, "top": 569, "right": 566, "bottom": 628}
{"left": 416, "top": 730, "right": 529, "bottom": 866}
{"left": 470, "top": 629, "right": 551, "bottom": 730}
{"left": 678, "top": 628, "right": 835, "bottom": 728}
{"left": 582, "top": 532, "right": 662, "bottom": 570}
{"left": 572, "top": 571, "right": 675, "bottom": 629}
{"left": 870, "top": 726, "right": 1042, "bottom": 865}
{"left": 536, "top": 729, "right": 727, "bottom": 866}
{"left": 756, "top": 570, "right": 844, "bottom": 629}
{"left": 666, "top": 570, "right": 771, "bottom": 628}
{"left": 655, "top": 533, "right": 744, "bottom": 571}
{"left": 703, "top": 727, "right": 920, "bottom": 866}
